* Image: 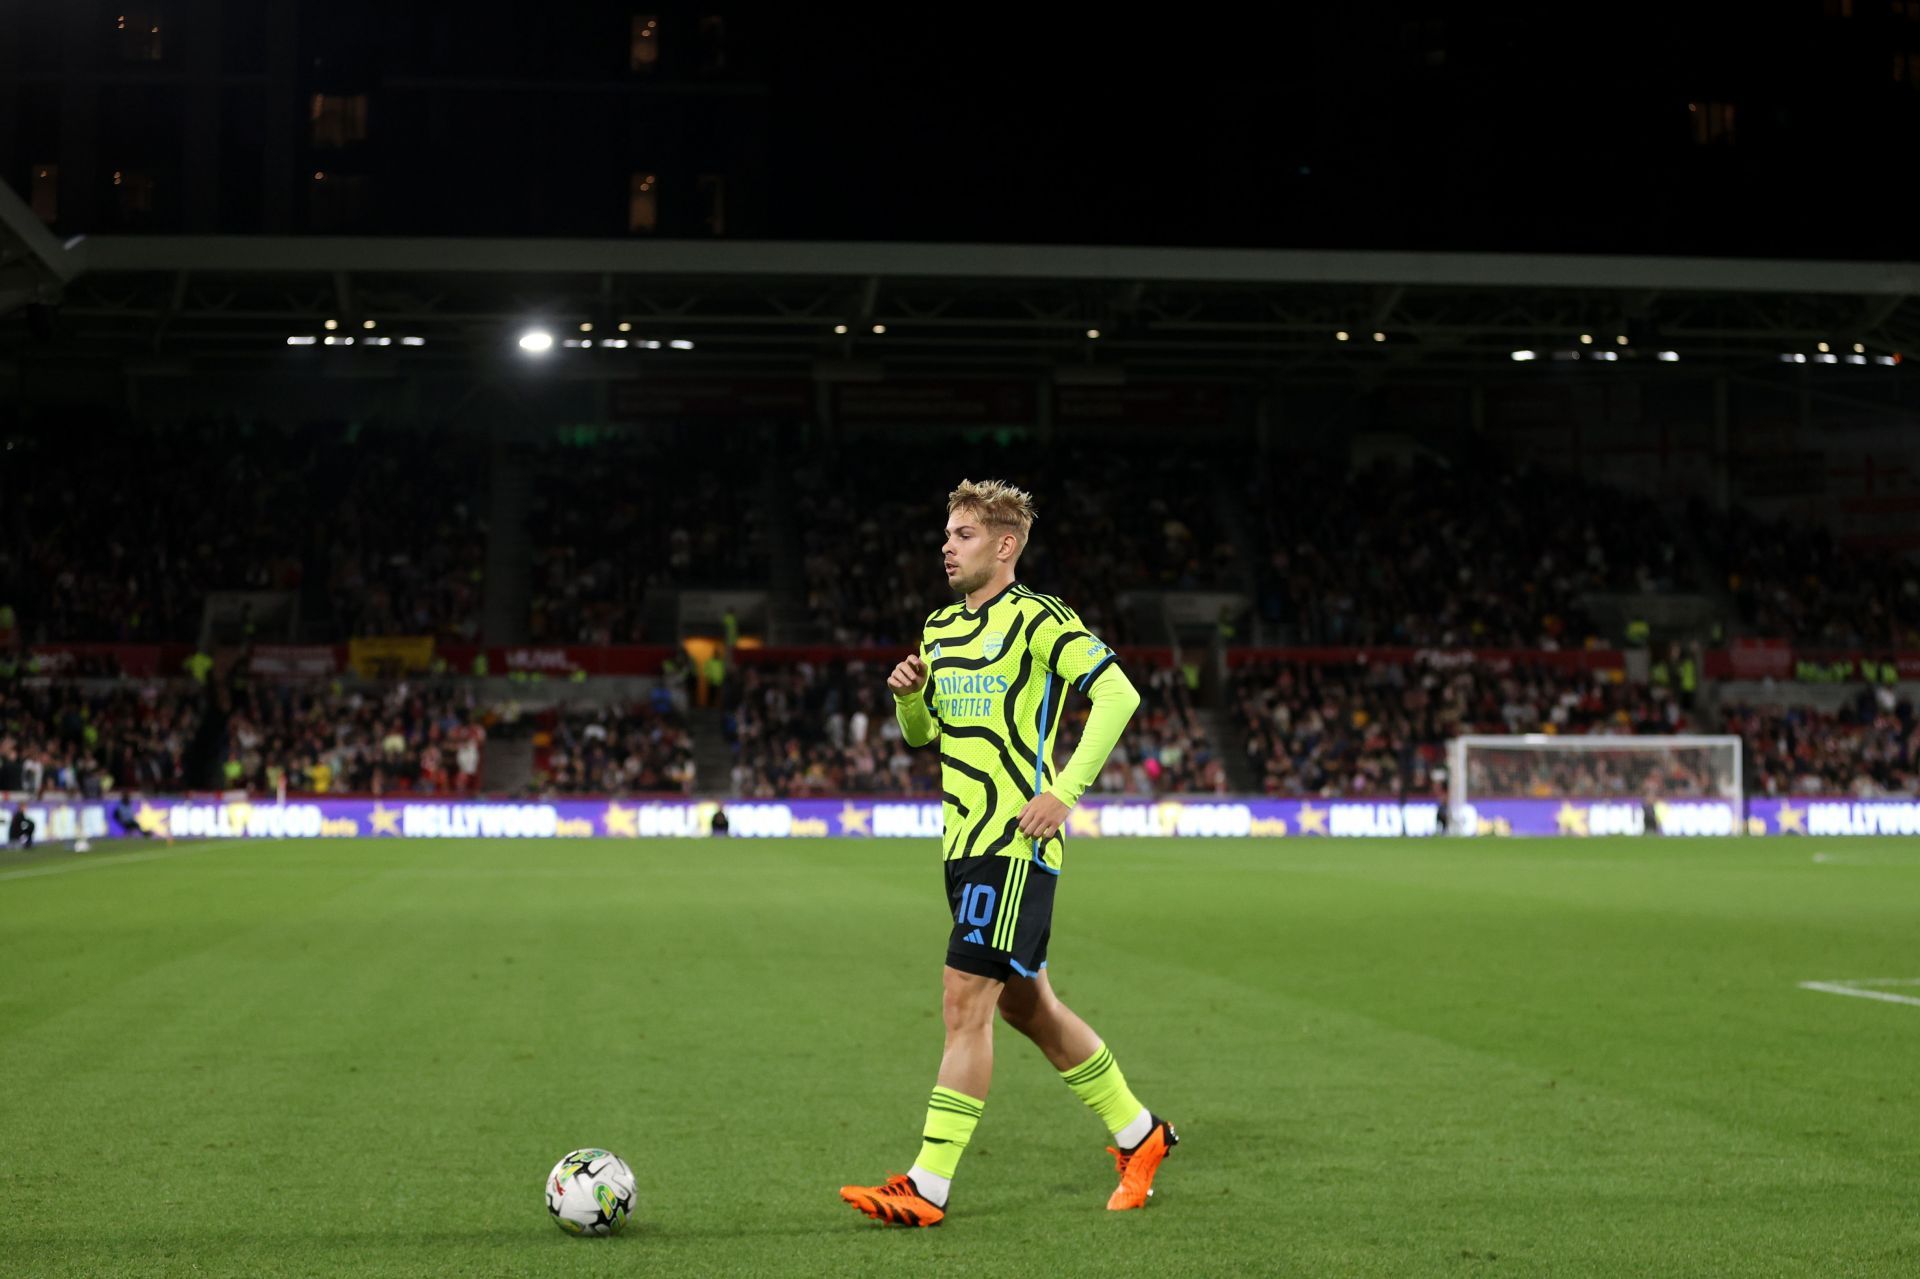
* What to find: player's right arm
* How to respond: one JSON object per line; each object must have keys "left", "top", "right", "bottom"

{"left": 889, "top": 644, "right": 939, "bottom": 747}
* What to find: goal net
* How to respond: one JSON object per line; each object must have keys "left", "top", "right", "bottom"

{"left": 1445, "top": 734, "right": 1744, "bottom": 837}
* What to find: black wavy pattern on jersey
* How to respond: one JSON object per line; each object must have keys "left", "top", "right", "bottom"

{"left": 979, "top": 814, "right": 1060, "bottom": 863}
{"left": 1033, "top": 671, "right": 1064, "bottom": 786}
{"left": 942, "top": 723, "right": 1034, "bottom": 805}
{"left": 925, "top": 608, "right": 994, "bottom": 651}
{"left": 1046, "top": 628, "right": 1096, "bottom": 676}
{"left": 940, "top": 750, "right": 998, "bottom": 858}
{"left": 941, "top": 790, "right": 971, "bottom": 818}
{"left": 1012, "top": 585, "right": 1070, "bottom": 623}
{"left": 1000, "top": 610, "right": 1053, "bottom": 777}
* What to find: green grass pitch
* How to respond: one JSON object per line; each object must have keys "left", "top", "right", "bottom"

{"left": 2, "top": 834, "right": 1917, "bottom": 1277}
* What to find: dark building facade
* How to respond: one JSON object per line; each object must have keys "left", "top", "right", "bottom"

{"left": 0, "top": 0, "right": 765, "bottom": 238}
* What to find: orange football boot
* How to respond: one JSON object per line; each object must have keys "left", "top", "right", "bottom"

{"left": 1106, "top": 1115, "right": 1179, "bottom": 1210}
{"left": 839, "top": 1173, "right": 946, "bottom": 1227}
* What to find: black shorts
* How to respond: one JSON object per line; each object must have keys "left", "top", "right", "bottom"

{"left": 944, "top": 853, "right": 1057, "bottom": 982}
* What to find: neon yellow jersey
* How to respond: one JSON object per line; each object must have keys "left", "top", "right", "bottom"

{"left": 894, "top": 582, "right": 1140, "bottom": 871}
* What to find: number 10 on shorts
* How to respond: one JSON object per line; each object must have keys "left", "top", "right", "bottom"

{"left": 956, "top": 883, "right": 996, "bottom": 927}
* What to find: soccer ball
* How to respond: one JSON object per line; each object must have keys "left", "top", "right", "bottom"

{"left": 545, "top": 1148, "right": 636, "bottom": 1236}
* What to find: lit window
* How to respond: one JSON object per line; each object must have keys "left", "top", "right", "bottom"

{"left": 311, "top": 94, "right": 369, "bottom": 148}
{"left": 698, "top": 173, "right": 726, "bottom": 236}
{"left": 630, "top": 173, "right": 658, "bottom": 233}
{"left": 1689, "top": 101, "right": 1736, "bottom": 145}
{"left": 30, "top": 164, "right": 58, "bottom": 223}
{"left": 631, "top": 15, "right": 660, "bottom": 72}
{"left": 115, "top": 5, "right": 164, "bottom": 60}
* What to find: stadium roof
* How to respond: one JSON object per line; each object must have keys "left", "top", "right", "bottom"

{"left": 11, "top": 230, "right": 1920, "bottom": 379}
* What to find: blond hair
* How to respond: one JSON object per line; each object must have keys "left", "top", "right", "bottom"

{"left": 948, "top": 478, "right": 1037, "bottom": 553}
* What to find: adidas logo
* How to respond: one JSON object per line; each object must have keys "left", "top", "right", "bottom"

{"left": 962, "top": 928, "right": 985, "bottom": 945}
{"left": 931, "top": 644, "right": 943, "bottom": 659}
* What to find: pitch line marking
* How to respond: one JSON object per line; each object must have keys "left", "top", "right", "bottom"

{"left": 0, "top": 842, "right": 214, "bottom": 882}
{"left": 1798, "top": 979, "right": 1920, "bottom": 1008}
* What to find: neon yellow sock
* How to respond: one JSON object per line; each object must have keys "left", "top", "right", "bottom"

{"left": 1059, "top": 1042, "right": 1145, "bottom": 1136}
{"left": 914, "top": 1085, "right": 984, "bottom": 1180}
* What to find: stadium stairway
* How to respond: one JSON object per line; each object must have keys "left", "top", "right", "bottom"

{"left": 1200, "top": 704, "right": 1260, "bottom": 793}
{"left": 754, "top": 462, "right": 820, "bottom": 643}
{"left": 688, "top": 706, "right": 736, "bottom": 794}
{"left": 483, "top": 435, "right": 533, "bottom": 644}
{"left": 482, "top": 732, "right": 534, "bottom": 792}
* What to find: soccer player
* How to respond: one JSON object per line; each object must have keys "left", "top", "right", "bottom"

{"left": 839, "top": 479, "right": 1178, "bottom": 1228}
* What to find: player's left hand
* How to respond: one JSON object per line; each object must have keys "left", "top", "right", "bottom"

{"left": 1016, "top": 792, "right": 1070, "bottom": 841}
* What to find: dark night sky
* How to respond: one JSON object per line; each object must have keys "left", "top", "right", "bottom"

{"left": 754, "top": 4, "right": 1920, "bottom": 260}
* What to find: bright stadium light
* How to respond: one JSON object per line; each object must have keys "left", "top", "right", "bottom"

{"left": 400, "top": 336, "right": 426, "bottom": 346}
{"left": 518, "top": 329, "right": 555, "bottom": 354}
{"left": 604, "top": 338, "right": 629, "bottom": 348}
{"left": 618, "top": 321, "right": 632, "bottom": 332}
{"left": 363, "top": 319, "right": 376, "bottom": 330}
{"left": 1657, "top": 350, "right": 1680, "bottom": 362}
{"left": 1595, "top": 350, "right": 1618, "bottom": 361}
{"left": 1817, "top": 341, "right": 1830, "bottom": 353}
{"left": 1579, "top": 333, "right": 1593, "bottom": 344}
{"left": 1372, "top": 331, "right": 1386, "bottom": 342}
{"left": 579, "top": 322, "right": 593, "bottom": 332}
{"left": 1086, "top": 328, "right": 1101, "bottom": 339}
{"left": 1854, "top": 343, "right": 1866, "bottom": 353}
{"left": 834, "top": 324, "right": 849, "bottom": 334}
{"left": 669, "top": 339, "right": 695, "bottom": 349}
{"left": 1510, "top": 350, "right": 1537, "bottom": 361}
{"left": 872, "top": 324, "right": 887, "bottom": 335}
{"left": 1816, "top": 353, "right": 1838, "bottom": 363}
{"left": 287, "top": 336, "right": 317, "bottom": 346}
{"left": 1335, "top": 330, "right": 1349, "bottom": 341}
{"left": 1616, "top": 334, "right": 1629, "bottom": 346}
{"left": 1846, "top": 354, "right": 1867, "bottom": 364}
{"left": 324, "top": 319, "right": 339, "bottom": 331}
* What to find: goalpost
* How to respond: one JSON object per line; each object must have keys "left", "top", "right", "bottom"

{"left": 1445, "top": 734, "right": 1745, "bottom": 837}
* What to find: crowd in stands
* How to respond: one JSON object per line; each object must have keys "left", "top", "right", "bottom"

{"left": 1701, "top": 504, "right": 1920, "bottom": 648}
{"left": 527, "top": 433, "right": 769, "bottom": 644}
{"left": 791, "top": 443, "right": 1236, "bottom": 647}
{"left": 1247, "top": 456, "right": 1688, "bottom": 647}
{"left": 322, "top": 436, "right": 487, "bottom": 642}
{"left": 0, "top": 680, "right": 203, "bottom": 796}
{"left": 219, "top": 680, "right": 490, "bottom": 795}
{"left": 1724, "top": 689, "right": 1920, "bottom": 796}
{"left": 723, "top": 659, "right": 939, "bottom": 797}
{"left": 717, "top": 655, "right": 1216, "bottom": 798}
{"left": 1055, "top": 660, "right": 1228, "bottom": 795}
{"left": 535, "top": 698, "right": 697, "bottom": 794}
{"left": 1463, "top": 745, "right": 1733, "bottom": 801}
{"left": 1230, "top": 656, "right": 1694, "bottom": 798}
{"left": 0, "top": 422, "right": 488, "bottom": 646}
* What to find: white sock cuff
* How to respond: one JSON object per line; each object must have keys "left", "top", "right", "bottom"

{"left": 906, "top": 1164, "right": 952, "bottom": 1208}
{"left": 1113, "top": 1108, "right": 1154, "bottom": 1150}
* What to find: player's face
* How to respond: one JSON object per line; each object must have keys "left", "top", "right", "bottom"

{"left": 942, "top": 510, "right": 1000, "bottom": 595}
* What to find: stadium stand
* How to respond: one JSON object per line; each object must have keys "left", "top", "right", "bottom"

{"left": 534, "top": 699, "right": 698, "bottom": 795}
{"left": 220, "top": 680, "right": 489, "bottom": 795}
{"left": 1700, "top": 501, "right": 1920, "bottom": 647}
{"left": 1247, "top": 456, "right": 1690, "bottom": 646}
{"left": 527, "top": 434, "right": 769, "bottom": 643}
{"left": 1229, "top": 656, "right": 1693, "bottom": 798}
{"left": 1722, "top": 693, "right": 1920, "bottom": 797}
